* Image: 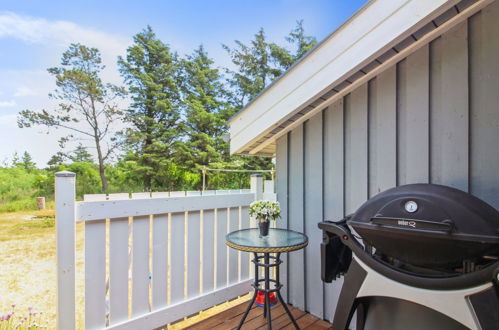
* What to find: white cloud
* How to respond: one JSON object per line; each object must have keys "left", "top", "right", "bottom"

{"left": 0, "top": 11, "right": 129, "bottom": 84}
{"left": 0, "top": 11, "right": 127, "bottom": 50}
{"left": 0, "top": 113, "right": 17, "bottom": 124}
{"left": 14, "top": 86, "right": 37, "bottom": 97}
{"left": 0, "top": 100, "right": 16, "bottom": 107}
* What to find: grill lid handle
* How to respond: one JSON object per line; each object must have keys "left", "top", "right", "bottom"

{"left": 370, "top": 217, "right": 454, "bottom": 233}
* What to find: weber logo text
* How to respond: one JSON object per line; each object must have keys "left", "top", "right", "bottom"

{"left": 397, "top": 220, "right": 416, "bottom": 228}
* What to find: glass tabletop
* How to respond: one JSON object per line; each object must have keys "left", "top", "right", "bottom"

{"left": 226, "top": 228, "right": 308, "bottom": 253}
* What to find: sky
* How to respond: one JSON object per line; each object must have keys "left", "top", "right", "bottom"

{"left": 0, "top": 0, "right": 367, "bottom": 167}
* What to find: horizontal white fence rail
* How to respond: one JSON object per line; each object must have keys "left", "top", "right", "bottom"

{"left": 77, "top": 193, "right": 254, "bottom": 221}
{"left": 56, "top": 172, "right": 275, "bottom": 330}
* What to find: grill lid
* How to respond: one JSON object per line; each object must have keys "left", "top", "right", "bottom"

{"left": 348, "top": 184, "right": 499, "bottom": 268}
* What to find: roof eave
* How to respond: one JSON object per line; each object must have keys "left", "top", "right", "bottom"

{"left": 229, "top": 0, "right": 488, "bottom": 157}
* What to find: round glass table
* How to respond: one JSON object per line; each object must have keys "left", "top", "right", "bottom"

{"left": 226, "top": 228, "right": 308, "bottom": 330}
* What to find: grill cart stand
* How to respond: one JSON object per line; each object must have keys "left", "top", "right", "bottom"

{"left": 226, "top": 228, "right": 308, "bottom": 330}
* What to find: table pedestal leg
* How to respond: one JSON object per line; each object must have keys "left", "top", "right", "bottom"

{"left": 237, "top": 253, "right": 259, "bottom": 329}
{"left": 264, "top": 253, "right": 272, "bottom": 329}
{"left": 237, "top": 252, "right": 300, "bottom": 330}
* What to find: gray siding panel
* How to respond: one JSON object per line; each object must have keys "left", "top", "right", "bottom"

{"left": 369, "top": 66, "right": 397, "bottom": 197}
{"left": 430, "top": 22, "right": 469, "bottom": 191}
{"left": 324, "top": 100, "right": 345, "bottom": 222}
{"left": 275, "top": 4, "right": 499, "bottom": 321}
{"left": 323, "top": 100, "right": 345, "bottom": 321}
{"left": 287, "top": 124, "right": 305, "bottom": 309}
{"left": 276, "top": 134, "right": 289, "bottom": 300}
{"left": 397, "top": 45, "right": 430, "bottom": 184}
{"left": 304, "top": 113, "right": 324, "bottom": 317}
{"left": 345, "top": 83, "right": 368, "bottom": 214}
{"left": 469, "top": 5, "right": 499, "bottom": 208}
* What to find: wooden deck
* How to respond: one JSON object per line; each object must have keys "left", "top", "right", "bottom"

{"left": 187, "top": 301, "right": 332, "bottom": 330}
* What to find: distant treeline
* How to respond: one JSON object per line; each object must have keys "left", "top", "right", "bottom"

{"left": 15, "top": 22, "right": 317, "bottom": 195}
{"left": 0, "top": 150, "right": 261, "bottom": 211}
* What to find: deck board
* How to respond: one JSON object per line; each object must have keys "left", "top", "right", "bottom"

{"left": 186, "top": 301, "right": 332, "bottom": 330}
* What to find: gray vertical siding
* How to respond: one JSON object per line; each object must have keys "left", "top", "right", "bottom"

{"left": 344, "top": 84, "right": 368, "bottom": 215}
{"left": 469, "top": 3, "right": 499, "bottom": 206}
{"left": 275, "top": 133, "right": 289, "bottom": 300}
{"left": 368, "top": 66, "right": 397, "bottom": 197}
{"left": 430, "top": 21, "right": 469, "bottom": 191}
{"left": 304, "top": 114, "right": 323, "bottom": 316}
{"left": 287, "top": 125, "right": 305, "bottom": 309}
{"left": 397, "top": 44, "right": 430, "bottom": 185}
{"left": 323, "top": 100, "right": 344, "bottom": 321}
{"left": 275, "top": 3, "right": 499, "bottom": 321}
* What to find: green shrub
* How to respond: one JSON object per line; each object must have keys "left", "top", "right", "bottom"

{"left": 0, "top": 199, "right": 38, "bottom": 212}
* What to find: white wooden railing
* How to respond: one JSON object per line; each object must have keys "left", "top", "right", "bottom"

{"left": 55, "top": 172, "right": 274, "bottom": 330}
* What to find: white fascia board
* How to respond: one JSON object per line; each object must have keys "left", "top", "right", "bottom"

{"left": 229, "top": 0, "right": 455, "bottom": 154}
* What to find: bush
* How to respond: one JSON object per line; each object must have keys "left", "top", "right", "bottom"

{"left": 0, "top": 167, "right": 40, "bottom": 208}
{"left": 0, "top": 199, "right": 38, "bottom": 213}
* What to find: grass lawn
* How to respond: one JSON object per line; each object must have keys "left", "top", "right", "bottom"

{"left": 0, "top": 210, "right": 248, "bottom": 330}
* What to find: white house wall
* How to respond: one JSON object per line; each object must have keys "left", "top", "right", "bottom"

{"left": 275, "top": 2, "right": 499, "bottom": 321}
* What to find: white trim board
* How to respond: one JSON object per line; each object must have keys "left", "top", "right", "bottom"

{"left": 228, "top": 0, "right": 489, "bottom": 156}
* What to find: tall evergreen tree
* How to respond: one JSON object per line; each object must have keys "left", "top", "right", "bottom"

{"left": 223, "top": 21, "right": 316, "bottom": 110}
{"left": 269, "top": 20, "right": 317, "bottom": 69}
{"left": 223, "top": 28, "right": 283, "bottom": 109}
{"left": 177, "top": 45, "right": 229, "bottom": 170}
{"left": 222, "top": 23, "right": 315, "bottom": 174}
{"left": 118, "top": 26, "right": 182, "bottom": 190}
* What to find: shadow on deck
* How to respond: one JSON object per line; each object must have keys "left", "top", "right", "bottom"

{"left": 186, "top": 301, "right": 332, "bottom": 330}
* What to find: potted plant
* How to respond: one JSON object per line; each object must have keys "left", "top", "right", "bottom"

{"left": 249, "top": 200, "right": 281, "bottom": 237}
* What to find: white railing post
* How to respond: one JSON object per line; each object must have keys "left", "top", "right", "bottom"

{"left": 263, "top": 180, "right": 274, "bottom": 194}
{"left": 250, "top": 174, "right": 263, "bottom": 201}
{"left": 263, "top": 180, "right": 276, "bottom": 202}
{"left": 55, "top": 171, "right": 76, "bottom": 330}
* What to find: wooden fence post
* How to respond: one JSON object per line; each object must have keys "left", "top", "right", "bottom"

{"left": 250, "top": 174, "right": 263, "bottom": 201}
{"left": 36, "top": 197, "right": 46, "bottom": 210}
{"left": 55, "top": 171, "right": 76, "bottom": 330}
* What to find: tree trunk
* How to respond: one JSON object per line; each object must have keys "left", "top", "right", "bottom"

{"left": 98, "top": 160, "right": 108, "bottom": 192}
{"left": 143, "top": 127, "right": 153, "bottom": 192}
{"left": 95, "top": 138, "right": 108, "bottom": 192}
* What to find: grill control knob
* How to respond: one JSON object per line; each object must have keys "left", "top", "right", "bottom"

{"left": 404, "top": 200, "right": 418, "bottom": 213}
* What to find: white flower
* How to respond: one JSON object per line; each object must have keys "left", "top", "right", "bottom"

{"left": 248, "top": 200, "right": 281, "bottom": 221}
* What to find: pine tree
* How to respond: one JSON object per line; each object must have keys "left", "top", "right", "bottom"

{"left": 20, "top": 151, "right": 36, "bottom": 170}
{"left": 176, "top": 45, "right": 229, "bottom": 172}
{"left": 269, "top": 20, "right": 317, "bottom": 69}
{"left": 70, "top": 144, "right": 94, "bottom": 163}
{"left": 223, "top": 28, "right": 283, "bottom": 109}
{"left": 47, "top": 152, "right": 67, "bottom": 167}
{"left": 11, "top": 152, "right": 20, "bottom": 167}
{"left": 118, "top": 26, "right": 183, "bottom": 190}
{"left": 221, "top": 22, "right": 317, "bottom": 175}
{"left": 18, "top": 44, "right": 125, "bottom": 191}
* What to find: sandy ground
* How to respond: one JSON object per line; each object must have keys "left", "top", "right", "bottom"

{"left": 0, "top": 210, "right": 248, "bottom": 329}
{"left": 0, "top": 210, "right": 85, "bottom": 329}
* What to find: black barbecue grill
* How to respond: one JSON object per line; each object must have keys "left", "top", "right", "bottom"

{"left": 319, "top": 183, "right": 499, "bottom": 330}
{"left": 350, "top": 184, "right": 499, "bottom": 272}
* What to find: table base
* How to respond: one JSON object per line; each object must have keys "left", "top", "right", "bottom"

{"left": 237, "top": 252, "right": 300, "bottom": 330}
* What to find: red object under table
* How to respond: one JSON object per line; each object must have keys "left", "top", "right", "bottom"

{"left": 255, "top": 291, "right": 277, "bottom": 307}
